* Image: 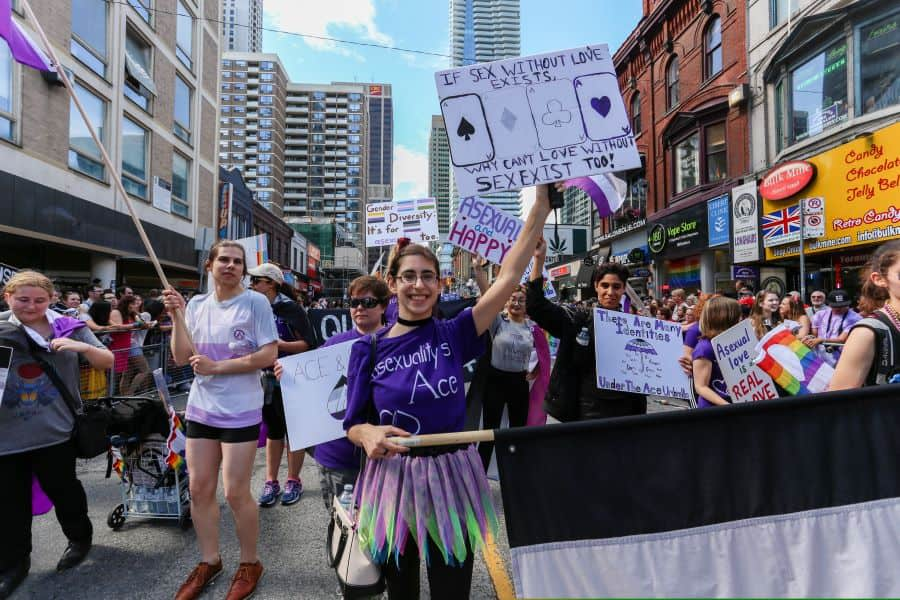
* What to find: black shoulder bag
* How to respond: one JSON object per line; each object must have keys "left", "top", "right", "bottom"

{"left": 21, "top": 330, "right": 111, "bottom": 459}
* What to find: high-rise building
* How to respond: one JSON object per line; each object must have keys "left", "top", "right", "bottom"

{"left": 429, "top": 115, "right": 451, "bottom": 235}
{"left": 218, "top": 53, "right": 288, "bottom": 216}
{"left": 449, "top": 0, "right": 521, "bottom": 218}
{"left": 0, "top": 0, "right": 219, "bottom": 289}
{"left": 220, "top": 0, "right": 263, "bottom": 53}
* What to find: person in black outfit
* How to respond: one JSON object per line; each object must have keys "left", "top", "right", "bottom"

{"left": 526, "top": 239, "right": 647, "bottom": 421}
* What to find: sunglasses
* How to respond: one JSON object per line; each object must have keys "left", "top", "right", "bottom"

{"left": 349, "top": 297, "right": 380, "bottom": 309}
{"left": 250, "top": 276, "right": 273, "bottom": 284}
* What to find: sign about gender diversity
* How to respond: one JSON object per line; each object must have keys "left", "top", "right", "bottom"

{"left": 435, "top": 45, "right": 641, "bottom": 198}
{"left": 593, "top": 309, "right": 691, "bottom": 399}
{"left": 279, "top": 340, "right": 355, "bottom": 448}
{"left": 366, "top": 198, "right": 439, "bottom": 247}
{"left": 712, "top": 320, "right": 778, "bottom": 403}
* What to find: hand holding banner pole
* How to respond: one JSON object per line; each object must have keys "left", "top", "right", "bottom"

{"left": 19, "top": 0, "right": 196, "bottom": 354}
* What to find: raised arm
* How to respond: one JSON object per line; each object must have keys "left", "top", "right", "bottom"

{"left": 472, "top": 185, "right": 551, "bottom": 334}
{"left": 472, "top": 256, "right": 490, "bottom": 295}
{"left": 525, "top": 238, "right": 578, "bottom": 339}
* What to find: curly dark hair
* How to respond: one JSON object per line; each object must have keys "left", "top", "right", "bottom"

{"left": 591, "top": 262, "right": 630, "bottom": 286}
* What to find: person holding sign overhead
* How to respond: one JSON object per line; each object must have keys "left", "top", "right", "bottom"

{"left": 527, "top": 238, "right": 647, "bottom": 422}
{"left": 342, "top": 185, "right": 552, "bottom": 599}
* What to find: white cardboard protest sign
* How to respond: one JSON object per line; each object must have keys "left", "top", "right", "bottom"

{"left": 712, "top": 320, "right": 778, "bottom": 403}
{"left": 279, "top": 340, "right": 355, "bottom": 448}
{"left": 435, "top": 45, "right": 640, "bottom": 198}
{"left": 593, "top": 309, "right": 691, "bottom": 399}
{"left": 366, "top": 199, "right": 439, "bottom": 247}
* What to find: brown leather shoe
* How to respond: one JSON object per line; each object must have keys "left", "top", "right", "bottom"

{"left": 224, "top": 561, "right": 263, "bottom": 600}
{"left": 174, "top": 560, "right": 223, "bottom": 600}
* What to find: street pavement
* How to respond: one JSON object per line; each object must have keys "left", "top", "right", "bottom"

{"left": 19, "top": 396, "right": 682, "bottom": 599}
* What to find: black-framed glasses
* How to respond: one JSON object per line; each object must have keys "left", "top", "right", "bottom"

{"left": 398, "top": 271, "right": 438, "bottom": 285}
{"left": 250, "top": 276, "right": 273, "bottom": 284}
{"left": 349, "top": 297, "right": 380, "bottom": 309}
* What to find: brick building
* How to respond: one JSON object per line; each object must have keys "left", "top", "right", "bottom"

{"left": 612, "top": 0, "right": 750, "bottom": 295}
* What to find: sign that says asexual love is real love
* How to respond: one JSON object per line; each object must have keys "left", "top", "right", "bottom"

{"left": 435, "top": 45, "right": 641, "bottom": 198}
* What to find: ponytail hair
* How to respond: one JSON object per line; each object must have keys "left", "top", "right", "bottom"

{"left": 859, "top": 240, "right": 900, "bottom": 314}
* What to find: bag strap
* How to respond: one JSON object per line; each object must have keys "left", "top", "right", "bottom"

{"left": 19, "top": 327, "right": 81, "bottom": 418}
{"left": 855, "top": 314, "right": 898, "bottom": 385}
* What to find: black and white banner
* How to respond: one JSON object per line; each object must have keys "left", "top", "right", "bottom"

{"left": 495, "top": 386, "right": 900, "bottom": 598}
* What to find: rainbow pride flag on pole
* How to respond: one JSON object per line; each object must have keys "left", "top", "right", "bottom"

{"left": 753, "top": 325, "right": 834, "bottom": 395}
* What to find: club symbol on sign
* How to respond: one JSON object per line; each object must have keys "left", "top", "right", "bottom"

{"left": 541, "top": 100, "right": 572, "bottom": 128}
{"left": 590, "top": 96, "right": 611, "bottom": 118}
{"left": 457, "top": 117, "right": 475, "bottom": 140}
{"left": 500, "top": 108, "right": 517, "bottom": 131}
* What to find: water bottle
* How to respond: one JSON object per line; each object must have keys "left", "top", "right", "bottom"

{"left": 576, "top": 326, "right": 590, "bottom": 347}
{"left": 338, "top": 484, "right": 354, "bottom": 514}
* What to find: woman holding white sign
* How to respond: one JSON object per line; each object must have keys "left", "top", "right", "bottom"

{"left": 691, "top": 297, "right": 741, "bottom": 407}
{"left": 342, "top": 186, "right": 552, "bottom": 599}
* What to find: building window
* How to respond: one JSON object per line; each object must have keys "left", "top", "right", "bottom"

{"left": 860, "top": 12, "right": 900, "bottom": 114}
{"left": 259, "top": 107, "right": 273, "bottom": 117}
{"left": 0, "top": 42, "right": 15, "bottom": 142}
{"left": 666, "top": 56, "right": 679, "bottom": 109}
{"left": 774, "top": 79, "right": 785, "bottom": 152}
{"left": 260, "top": 84, "right": 274, "bottom": 93}
{"left": 790, "top": 40, "right": 847, "bottom": 143}
{"left": 171, "top": 153, "right": 190, "bottom": 217}
{"left": 258, "top": 165, "right": 272, "bottom": 175}
{"left": 348, "top": 114, "right": 362, "bottom": 123}
{"left": 673, "top": 132, "right": 699, "bottom": 194}
{"left": 348, "top": 92, "right": 361, "bottom": 101}
{"left": 124, "top": 29, "right": 156, "bottom": 111}
{"left": 259, "top": 118, "right": 272, "bottom": 128}
{"left": 705, "top": 122, "right": 726, "bottom": 182}
{"left": 261, "top": 61, "right": 274, "bottom": 71}
{"left": 260, "top": 73, "right": 273, "bottom": 82}
{"left": 127, "top": 0, "right": 151, "bottom": 23}
{"left": 174, "top": 75, "right": 192, "bottom": 143}
{"left": 260, "top": 95, "right": 273, "bottom": 105}
{"left": 258, "top": 130, "right": 272, "bottom": 140}
{"left": 222, "top": 59, "right": 232, "bottom": 68}
{"left": 69, "top": 82, "right": 107, "bottom": 180}
{"left": 175, "top": 0, "right": 194, "bottom": 70}
{"left": 121, "top": 116, "right": 148, "bottom": 198}
{"left": 313, "top": 91, "right": 326, "bottom": 100}
{"left": 258, "top": 177, "right": 270, "bottom": 187}
{"left": 771, "top": 0, "right": 799, "bottom": 27}
{"left": 705, "top": 16, "right": 723, "bottom": 80}
{"left": 349, "top": 102, "right": 362, "bottom": 112}
{"left": 71, "top": 0, "right": 107, "bottom": 77}
{"left": 258, "top": 153, "right": 271, "bottom": 163}
{"left": 222, "top": 70, "right": 232, "bottom": 79}
{"left": 630, "top": 92, "right": 641, "bottom": 135}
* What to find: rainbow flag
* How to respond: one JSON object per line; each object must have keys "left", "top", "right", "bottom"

{"left": 753, "top": 325, "right": 833, "bottom": 395}
{"left": 667, "top": 257, "right": 701, "bottom": 287}
{"left": 166, "top": 408, "right": 187, "bottom": 472}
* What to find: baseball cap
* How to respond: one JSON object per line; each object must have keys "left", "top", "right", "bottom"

{"left": 247, "top": 263, "right": 285, "bottom": 285}
{"left": 826, "top": 290, "right": 851, "bottom": 308}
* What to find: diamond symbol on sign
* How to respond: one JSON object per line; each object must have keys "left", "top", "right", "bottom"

{"left": 500, "top": 108, "right": 517, "bottom": 131}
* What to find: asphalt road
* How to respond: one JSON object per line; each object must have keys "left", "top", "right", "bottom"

{"left": 18, "top": 396, "right": 683, "bottom": 599}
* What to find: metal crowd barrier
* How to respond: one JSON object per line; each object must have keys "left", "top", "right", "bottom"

{"left": 80, "top": 332, "right": 194, "bottom": 400}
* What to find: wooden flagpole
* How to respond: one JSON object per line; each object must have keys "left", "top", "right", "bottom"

{"left": 20, "top": 0, "right": 196, "bottom": 353}
{"left": 389, "top": 429, "right": 494, "bottom": 447}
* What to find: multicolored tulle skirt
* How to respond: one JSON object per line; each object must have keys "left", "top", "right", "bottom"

{"left": 355, "top": 444, "right": 499, "bottom": 566}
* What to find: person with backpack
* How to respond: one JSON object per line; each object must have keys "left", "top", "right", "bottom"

{"left": 248, "top": 263, "right": 316, "bottom": 508}
{"left": 830, "top": 241, "right": 900, "bottom": 389}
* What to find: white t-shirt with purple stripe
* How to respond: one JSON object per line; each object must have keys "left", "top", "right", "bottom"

{"left": 185, "top": 289, "right": 278, "bottom": 428}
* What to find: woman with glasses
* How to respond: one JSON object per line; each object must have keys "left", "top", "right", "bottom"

{"left": 247, "top": 263, "right": 316, "bottom": 509}
{"left": 342, "top": 186, "right": 551, "bottom": 599}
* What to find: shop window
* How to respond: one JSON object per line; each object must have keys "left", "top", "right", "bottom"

{"left": 666, "top": 55, "right": 679, "bottom": 109}
{"left": 630, "top": 92, "right": 641, "bottom": 135}
{"left": 789, "top": 40, "right": 847, "bottom": 143}
{"left": 704, "top": 16, "right": 723, "bottom": 80}
{"left": 860, "top": 11, "right": 900, "bottom": 114}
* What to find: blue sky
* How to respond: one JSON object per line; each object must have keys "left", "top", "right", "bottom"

{"left": 263, "top": 0, "right": 643, "bottom": 200}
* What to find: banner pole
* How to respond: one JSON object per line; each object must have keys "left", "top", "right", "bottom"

{"left": 389, "top": 429, "right": 494, "bottom": 448}
{"left": 20, "top": 0, "right": 196, "bottom": 353}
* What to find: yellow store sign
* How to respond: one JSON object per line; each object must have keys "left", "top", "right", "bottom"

{"left": 764, "top": 120, "right": 900, "bottom": 260}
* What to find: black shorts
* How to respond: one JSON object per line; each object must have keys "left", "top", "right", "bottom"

{"left": 261, "top": 383, "right": 287, "bottom": 440}
{"left": 185, "top": 420, "right": 261, "bottom": 444}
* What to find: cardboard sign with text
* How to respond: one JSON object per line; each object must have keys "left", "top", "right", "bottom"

{"left": 712, "top": 320, "right": 778, "bottom": 403}
{"left": 435, "top": 45, "right": 640, "bottom": 198}
{"left": 366, "top": 199, "right": 439, "bottom": 247}
{"left": 593, "top": 309, "right": 691, "bottom": 400}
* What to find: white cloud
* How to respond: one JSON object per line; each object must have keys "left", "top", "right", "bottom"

{"left": 393, "top": 145, "right": 429, "bottom": 199}
{"left": 264, "top": 0, "right": 393, "bottom": 58}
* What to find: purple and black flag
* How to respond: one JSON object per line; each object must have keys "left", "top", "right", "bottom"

{"left": 494, "top": 386, "right": 900, "bottom": 597}
{"left": 0, "top": 0, "right": 54, "bottom": 72}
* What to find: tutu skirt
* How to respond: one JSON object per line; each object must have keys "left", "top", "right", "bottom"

{"left": 355, "top": 444, "right": 499, "bottom": 566}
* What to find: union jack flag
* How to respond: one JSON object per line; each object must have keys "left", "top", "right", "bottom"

{"left": 762, "top": 205, "right": 800, "bottom": 242}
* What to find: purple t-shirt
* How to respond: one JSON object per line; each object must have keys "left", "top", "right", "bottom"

{"left": 313, "top": 327, "right": 368, "bottom": 471}
{"left": 384, "top": 296, "right": 399, "bottom": 326}
{"left": 691, "top": 338, "right": 730, "bottom": 408}
{"left": 344, "top": 308, "right": 484, "bottom": 435}
{"left": 683, "top": 322, "right": 701, "bottom": 350}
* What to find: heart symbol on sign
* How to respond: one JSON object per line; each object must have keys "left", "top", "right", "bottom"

{"left": 590, "top": 96, "right": 611, "bottom": 118}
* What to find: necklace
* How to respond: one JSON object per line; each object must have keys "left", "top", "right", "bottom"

{"left": 881, "top": 303, "right": 900, "bottom": 332}
{"left": 396, "top": 315, "right": 432, "bottom": 327}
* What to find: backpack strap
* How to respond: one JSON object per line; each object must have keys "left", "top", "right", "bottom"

{"left": 853, "top": 313, "right": 900, "bottom": 385}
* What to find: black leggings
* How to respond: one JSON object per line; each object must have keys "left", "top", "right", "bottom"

{"left": 0, "top": 440, "right": 93, "bottom": 570}
{"left": 478, "top": 365, "right": 529, "bottom": 471}
{"left": 383, "top": 536, "right": 474, "bottom": 600}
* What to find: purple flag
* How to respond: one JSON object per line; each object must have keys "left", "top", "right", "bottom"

{"left": 564, "top": 173, "right": 627, "bottom": 218}
{"left": 0, "top": 0, "right": 54, "bottom": 71}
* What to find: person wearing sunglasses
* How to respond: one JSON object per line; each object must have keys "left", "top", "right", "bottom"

{"left": 275, "top": 275, "right": 391, "bottom": 509}
{"left": 247, "top": 263, "right": 316, "bottom": 510}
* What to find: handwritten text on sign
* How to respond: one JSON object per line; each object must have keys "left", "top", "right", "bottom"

{"left": 366, "top": 198, "right": 439, "bottom": 247}
{"left": 712, "top": 320, "right": 778, "bottom": 403}
{"left": 593, "top": 309, "right": 692, "bottom": 400}
{"left": 279, "top": 340, "right": 355, "bottom": 449}
{"left": 435, "top": 45, "right": 640, "bottom": 198}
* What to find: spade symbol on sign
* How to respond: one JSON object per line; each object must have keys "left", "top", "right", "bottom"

{"left": 457, "top": 117, "right": 475, "bottom": 141}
